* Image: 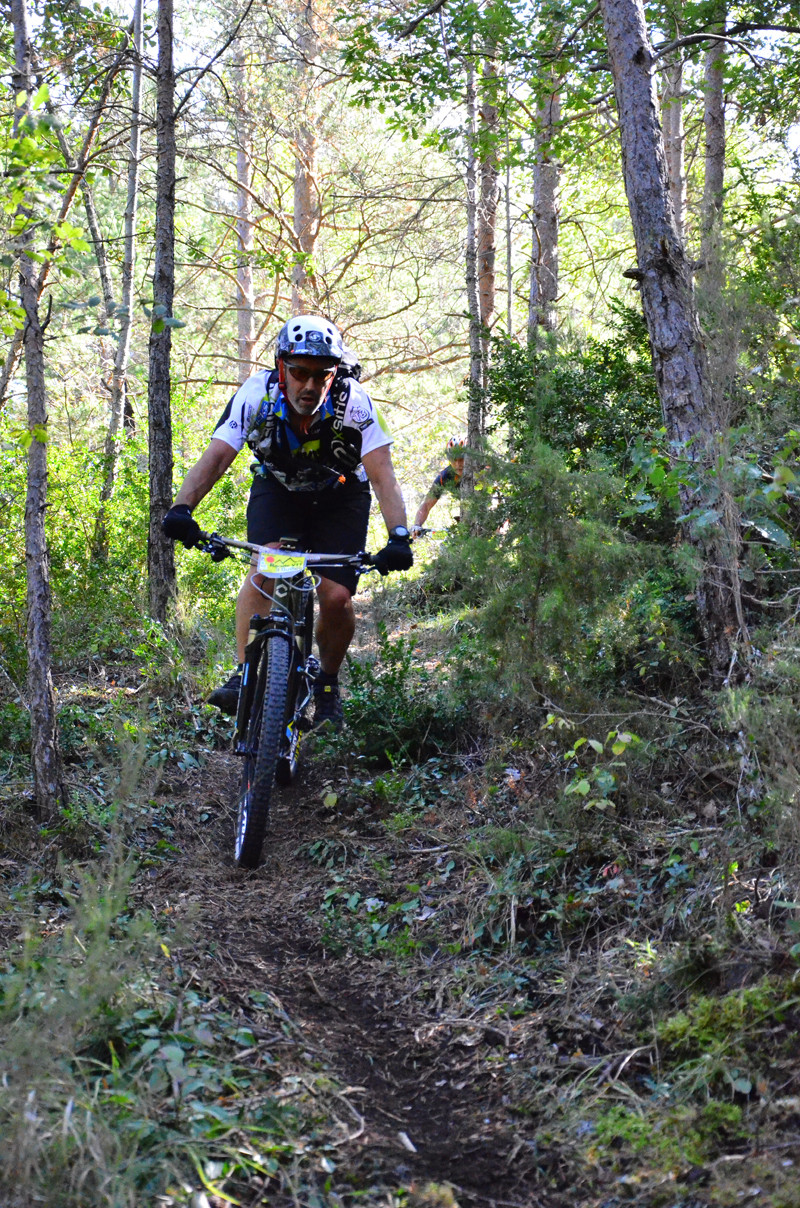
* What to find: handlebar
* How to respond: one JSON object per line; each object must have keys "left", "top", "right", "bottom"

{"left": 195, "top": 530, "right": 376, "bottom": 572}
{"left": 411, "top": 526, "right": 449, "bottom": 540}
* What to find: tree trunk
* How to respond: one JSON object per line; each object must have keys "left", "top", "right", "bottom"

{"left": 0, "top": 39, "right": 129, "bottom": 409}
{"left": 505, "top": 118, "right": 513, "bottom": 334}
{"left": 700, "top": 18, "right": 725, "bottom": 304}
{"left": 234, "top": 49, "right": 256, "bottom": 380}
{"left": 527, "top": 89, "right": 560, "bottom": 342}
{"left": 462, "top": 57, "right": 483, "bottom": 497}
{"left": 661, "top": 55, "right": 686, "bottom": 238}
{"left": 52, "top": 120, "right": 116, "bottom": 388}
{"left": 477, "top": 48, "right": 499, "bottom": 386}
{"left": 12, "top": 0, "right": 66, "bottom": 818}
{"left": 82, "top": 184, "right": 116, "bottom": 318}
{"left": 94, "top": 0, "right": 143, "bottom": 558}
{"left": 291, "top": 0, "right": 319, "bottom": 313}
{"left": 147, "top": 0, "right": 176, "bottom": 622}
{"left": 600, "top": 0, "right": 745, "bottom": 679}
{"left": 113, "top": 0, "right": 143, "bottom": 437}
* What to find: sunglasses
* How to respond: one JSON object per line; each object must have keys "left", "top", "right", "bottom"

{"left": 284, "top": 361, "right": 337, "bottom": 386}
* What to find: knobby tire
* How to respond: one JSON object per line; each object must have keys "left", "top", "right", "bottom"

{"left": 276, "top": 590, "right": 314, "bottom": 787}
{"left": 236, "top": 634, "right": 290, "bottom": 869}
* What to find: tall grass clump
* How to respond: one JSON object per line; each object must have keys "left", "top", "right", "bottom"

{"left": 0, "top": 858, "right": 166, "bottom": 1206}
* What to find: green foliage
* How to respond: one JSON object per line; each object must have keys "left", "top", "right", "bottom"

{"left": 0, "top": 698, "right": 30, "bottom": 758}
{"left": 584, "top": 565, "right": 701, "bottom": 691}
{"left": 558, "top": 723, "right": 641, "bottom": 813}
{"left": 320, "top": 875, "right": 430, "bottom": 956}
{"left": 343, "top": 622, "right": 467, "bottom": 764}
{"left": 592, "top": 1100, "right": 746, "bottom": 1168}
{"left": 462, "top": 824, "right": 649, "bottom": 953}
{"left": 418, "top": 440, "right": 642, "bottom": 701}
{"left": 0, "top": 858, "right": 163, "bottom": 1202}
{"left": 654, "top": 975, "right": 799, "bottom": 1101}
{"left": 488, "top": 307, "right": 661, "bottom": 474}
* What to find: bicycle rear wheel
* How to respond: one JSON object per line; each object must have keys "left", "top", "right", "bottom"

{"left": 235, "top": 634, "right": 290, "bottom": 869}
{"left": 276, "top": 590, "right": 315, "bottom": 787}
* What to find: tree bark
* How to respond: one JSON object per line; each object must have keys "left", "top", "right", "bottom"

{"left": 600, "top": 0, "right": 745, "bottom": 679}
{"left": 700, "top": 19, "right": 725, "bottom": 304}
{"left": 147, "top": 0, "right": 176, "bottom": 621}
{"left": 462, "top": 57, "right": 483, "bottom": 497}
{"left": 477, "top": 48, "right": 499, "bottom": 384}
{"left": 291, "top": 0, "right": 320, "bottom": 313}
{"left": 234, "top": 48, "right": 256, "bottom": 380}
{"left": 527, "top": 89, "right": 560, "bottom": 342}
{"left": 505, "top": 117, "right": 513, "bottom": 334}
{"left": 12, "top": 0, "right": 67, "bottom": 818}
{"left": 82, "top": 184, "right": 116, "bottom": 318}
{"left": 661, "top": 55, "right": 686, "bottom": 238}
{"left": 94, "top": 0, "right": 143, "bottom": 558}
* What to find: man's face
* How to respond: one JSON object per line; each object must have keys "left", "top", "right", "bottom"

{"left": 451, "top": 457, "right": 465, "bottom": 476}
{"left": 281, "top": 355, "right": 338, "bottom": 417}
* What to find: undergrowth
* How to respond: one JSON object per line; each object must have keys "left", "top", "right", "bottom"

{"left": 0, "top": 851, "right": 366, "bottom": 1207}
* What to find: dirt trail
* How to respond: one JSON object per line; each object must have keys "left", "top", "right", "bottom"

{"left": 140, "top": 599, "right": 564, "bottom": 1208}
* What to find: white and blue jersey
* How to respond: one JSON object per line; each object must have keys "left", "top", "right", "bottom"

{"left": 212, "top": 369, "right": 393, "bottom": 493}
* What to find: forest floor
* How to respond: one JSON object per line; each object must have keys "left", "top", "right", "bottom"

{"left": 135, "top": 596, "right": 555, "bottom": 1207}
{"left": 124, "top": 592, "right": 800, "bottom": 1208}
{"left": 7, "top": 588, "right": 800, "bottom": 1207}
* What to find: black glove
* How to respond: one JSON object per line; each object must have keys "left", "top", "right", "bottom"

{"left": 372, "top": 533, "right": 414, "bottom": 576}
{"left": 162, "top": 503, "right": 202, "bottom": 549}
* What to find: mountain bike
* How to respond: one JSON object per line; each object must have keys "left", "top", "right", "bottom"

{"left": 197, "top": 531, "right": 375, "bottom": 869}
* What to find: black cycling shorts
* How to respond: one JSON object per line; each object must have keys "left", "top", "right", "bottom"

{"left": 246, "top": 473, "right": 371, "bottom": 595}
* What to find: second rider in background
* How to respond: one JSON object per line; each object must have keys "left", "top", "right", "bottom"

{"left": 161, "top": 315, "right": 413, "bottom": 729}
{"left": 412, "top": 437, "right": 465, "bottom": 536}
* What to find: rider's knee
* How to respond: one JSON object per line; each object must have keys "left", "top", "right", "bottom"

{"left": 317, "top": 580, "right": 352, "bottom": 614}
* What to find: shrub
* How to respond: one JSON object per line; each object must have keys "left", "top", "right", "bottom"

{"left": 344, "top": 622, "right": 468, "bottom": 764}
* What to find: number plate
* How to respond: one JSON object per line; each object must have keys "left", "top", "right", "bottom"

{"left": 256, "top": 549, "right": 308, "bottom": 578}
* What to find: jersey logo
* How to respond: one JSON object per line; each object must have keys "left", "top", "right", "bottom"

{"left": 351, "top": 405, "right": 373, "bottom": 432}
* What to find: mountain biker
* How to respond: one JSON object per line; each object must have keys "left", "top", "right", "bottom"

{"left": 162, "top": 315, "right": 413, "bottom": 728}
{"left": 411, "top": 437, "right": 465, "bottom": 536}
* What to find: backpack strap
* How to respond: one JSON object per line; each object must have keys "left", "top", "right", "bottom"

{"left": 253, "top": 369, "right": 279, "bottom": 428}
{"left": 246, "top": 370, "right": 280, "bottom": 467}
{"left": 328, "top": 376, "right": 361, "bottom": 472}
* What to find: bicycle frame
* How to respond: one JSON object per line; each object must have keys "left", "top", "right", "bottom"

{"left": 234, "top": 569, "right": 316, "bottom": 763}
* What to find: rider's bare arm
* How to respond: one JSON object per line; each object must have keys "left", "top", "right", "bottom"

{"left": 362, "top": 445, "right": 408, "bottom": 533}
{"left": 174, "top": 438, "right": 239, "bottom": 510}
{"left": 413, "top": 494, "right": 438, "bottom": 529}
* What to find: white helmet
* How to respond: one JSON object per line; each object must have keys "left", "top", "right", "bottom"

{"left": 276, "top": 315, "right": 343, "bottom": 362}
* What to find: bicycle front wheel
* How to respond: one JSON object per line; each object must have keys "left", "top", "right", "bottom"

{"left": 276, "top": 590, "right": 315, "bottom": 787}
{"left": 235, "top": 634, "right": 290, "bottom": 869}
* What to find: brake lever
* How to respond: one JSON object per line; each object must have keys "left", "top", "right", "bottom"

{"left": 198, "top": 532, "right": 232, "bottom": 562}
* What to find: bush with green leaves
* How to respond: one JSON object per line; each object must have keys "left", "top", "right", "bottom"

{"left": 343, "top": 622, "right": 468, "bottom": 764}
{"left": 488, "top": 303, "right": 661, "bottom": 475}
{"left": 417, "top": 441, "right": 655, "bottom": 701}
